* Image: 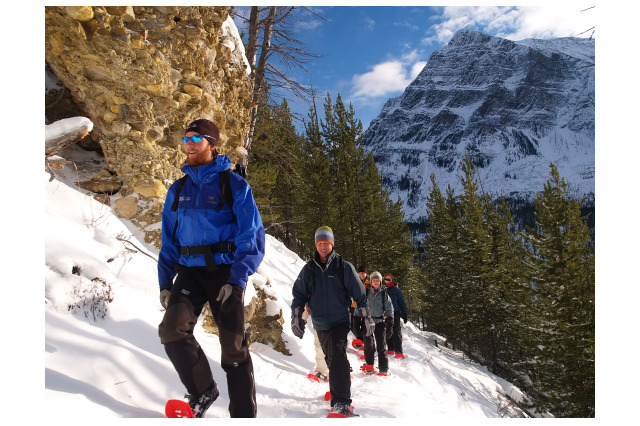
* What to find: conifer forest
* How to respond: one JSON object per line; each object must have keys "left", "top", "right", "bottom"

{"left": 247, "top": 93, "right": 595, "bottom": 417}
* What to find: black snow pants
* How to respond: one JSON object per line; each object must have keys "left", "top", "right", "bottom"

{"left": 317, "top": 322, "right": 351, "bottom": 407}
{"left": 363, "top": 321, "right": 389, "bottom": 372}
{"left": 388, "top": 311, "right": 403, "bottom": 354}
{"left": 351, "top": 311, "right": 364, "bottom": 341}
{"left": 158, "top": 265, "right": 256, "bottom": 418}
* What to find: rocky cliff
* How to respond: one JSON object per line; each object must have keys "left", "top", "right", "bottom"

{"left": 45, "top": 6, "right": 253, "bottom": 247}
{"left": 361, "top": 29, "right": 595, "bottom": 230}
{"left": 45, "top": 7, "right": 290, "bottom": 355}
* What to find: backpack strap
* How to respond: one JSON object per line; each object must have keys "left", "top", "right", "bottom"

{"left": 216, "top": 168, "right": 234, "bottom": 212}
{"left": 170, "top": 175, "right": 189, "bottom": 244}
{"left": 170, "top": 175, "right": 189, "bottom": 212}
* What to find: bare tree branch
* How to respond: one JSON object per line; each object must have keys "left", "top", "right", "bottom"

{"left": 230, "top": 6, "right": 327, "bottom": 170}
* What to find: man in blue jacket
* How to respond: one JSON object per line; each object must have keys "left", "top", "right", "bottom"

{"left": 291, "top": 226, "right": 374, "bottom": 417}
{"left": 158, "top": 119, "right": 265, "bottom": 418}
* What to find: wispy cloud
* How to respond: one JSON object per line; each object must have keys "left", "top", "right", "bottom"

{"left": 424, "top": 5, "right": 595, "bottom": 45}
{"left": 393, "top": 20, "right": 420, "bottom": 32}
{"left": 363, "top": 16, "right": 376, "bottom": 30}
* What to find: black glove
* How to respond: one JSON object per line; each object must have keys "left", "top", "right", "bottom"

{"left": 401, "top": 313, "right": 407, "bottom": 323}
{"left": 291, "top": 307, "right": 306, "bottom": 339}
{"left": 216, "top": 283, "right": 244, "bottom": 313}
{"left": 360, "top": 306, "right": 375, "bottom": 337}
{"left": 385, "top": 316, "right": 394, "bottom": 339}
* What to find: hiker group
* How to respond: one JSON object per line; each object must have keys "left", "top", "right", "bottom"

{"left": 155, "top": 118, "right": 407, "bottom": 418}
{"left": 291, "top": 226, "right": 408, "bottom": 417}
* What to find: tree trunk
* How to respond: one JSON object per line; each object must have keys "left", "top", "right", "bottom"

{"left": 241, "top": 6, "right": 276, "bottom": 173}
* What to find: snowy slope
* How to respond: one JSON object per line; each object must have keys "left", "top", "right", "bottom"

{"left": 43, "top": 126, "right": 526, "bottom": 419}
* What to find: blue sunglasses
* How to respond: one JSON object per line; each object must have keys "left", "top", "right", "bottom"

{"left": 183, "top": 135, "right": 213, "bottom": 144}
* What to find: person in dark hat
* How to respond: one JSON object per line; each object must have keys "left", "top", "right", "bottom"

{"left": 291, "top": 226, "right": 374, "bottom": 417}
{"left": 158, "top": 118, "right": 265, "bottom": 418}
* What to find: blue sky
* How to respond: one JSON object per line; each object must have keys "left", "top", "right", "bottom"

{"left": 232, "top": 3, "right": 595, "bottom": 132}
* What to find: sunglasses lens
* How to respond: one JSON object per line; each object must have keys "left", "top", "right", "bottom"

{"left": 183, "top": 135, "right": 204, "bottom": 143}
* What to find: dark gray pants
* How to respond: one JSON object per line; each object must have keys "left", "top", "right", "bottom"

{"left": 158, "top": 265, "right": 256, "bottom": 418}
{"left": 317, "top": 322, "right": 351, "bottom": 407}
{"left": 363, "top": 322, "right": 389, "bottom": 372}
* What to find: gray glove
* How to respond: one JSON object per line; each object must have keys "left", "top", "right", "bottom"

{"left": 216, "top": 283, "right": 244, "bottom": 313}
{"left": 360, "top": 306, "right": 375, "bottom": 337}
{"left": 160, "top": 289, "right": 171, "bottom": 309}
{"left": 291, "top": 307, "right": 306, "bottom": 339}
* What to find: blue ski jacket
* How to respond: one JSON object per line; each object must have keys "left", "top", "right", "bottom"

{"left": 291, "top": 250, "right": 367, "bottom": 331}
{"left": 157, "top": 155, "right": 265, "bottom": 290}
{"left": 386, "top": 285, "right": 407, "bottom": 316}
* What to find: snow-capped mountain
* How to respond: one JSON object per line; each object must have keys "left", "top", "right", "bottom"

{"left": 361, "top": 29, "right": 595, "bottom": 227}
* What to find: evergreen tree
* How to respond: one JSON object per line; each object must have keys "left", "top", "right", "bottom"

{"left": 293, "top": 92, "right": 416, "bottom": 281}
{"left": 422, "top": 174, "right": 462, "bottom": 340}
{"left": 455, "top": 155, "right": 493, "bottom": 355}
{"left": 249, "top": 99, "right": 304, "bottom": 250}
{"left": 248, "top": 101, "right": 282, "bottom": 225}
{"left": 269, "top": 100, "right": 305, "bottom": 249}
{"left": 522, "top": 163, "right": 595, "bottom": 417}
{"left": 296, "top": 99, "right": 334, "bottom": 257}
{"left": 483, "top": 196, "right": 531, "bottom": 377}
{"left": 320, "top": 93, "right": 364, "bottom": 261}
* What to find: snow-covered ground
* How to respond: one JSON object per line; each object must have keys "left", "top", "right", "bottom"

{"left": 42, "top": 130, "right": 526, "bottom": 421}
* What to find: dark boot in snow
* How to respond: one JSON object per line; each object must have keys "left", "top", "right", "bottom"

{"left": 187, "top": 382, "right": 219, "bottom": 418}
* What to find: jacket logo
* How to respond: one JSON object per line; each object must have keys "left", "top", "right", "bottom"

{"left": 205, "top": 196, "right": 218, "bottom": 204}
{"left": 179, "top": 196, "right": 191, "bottom": 202}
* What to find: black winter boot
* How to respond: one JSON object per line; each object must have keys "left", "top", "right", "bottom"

{"left": 187, "top": 382, "right": 219, "bottom": 418}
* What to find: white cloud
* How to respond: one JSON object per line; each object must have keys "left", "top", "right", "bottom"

{"left": 410, "top": 61, "right": 427, "bottom": 79}
{"left": 350, "top": 50, "right": 426, "bottom": 101}
{"left": 351, "top": 60, "right": 409, "bottom": 98}
{"left": 504, "top": 5, "right": 595, "bottom": 40}
{"left": 423, "top": 4, "right": 595, "bottom": 45}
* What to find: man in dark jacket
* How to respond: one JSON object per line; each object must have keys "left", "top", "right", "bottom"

{"left": 157, "top": 119, "right": 265, "bottom": 418}
{"left": 291, "top": 226, "right": 374, "bottom": 418}
{"left": 384, "top": 273, "right": 408, "bottom": 358}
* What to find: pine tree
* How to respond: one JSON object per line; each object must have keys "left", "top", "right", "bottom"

{"left": 455, "top": 155, "right": 493, "bottom": 356}
{"left": 296, "top": 92, "right": 415, "bottom": 278}
{"left": 296, "top": 100, "right": 335, "bottom": 256}
{"left": 483, "top": 196, "right": 531, "bottom": 377}
{"left": 269, "top": 100, "right": 305, "bottom": 249}
{"left": 422, "top": 173, "right": 462, "bottom": 340}
{"left": 320, "top": 93, "right": 364, "bottom": 261}
{"left": 249, "top": 99, "right": 305, "bottom": 250}
{"left": 522, "top": 163, "right": 595, "bottom": 417}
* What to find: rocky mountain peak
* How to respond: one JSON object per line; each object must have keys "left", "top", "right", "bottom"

{"left": 447, "top": 28, "right": 493, "bottom": 47}
{"left": 361, "top": 29, "right": 595, "bottom": 230}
